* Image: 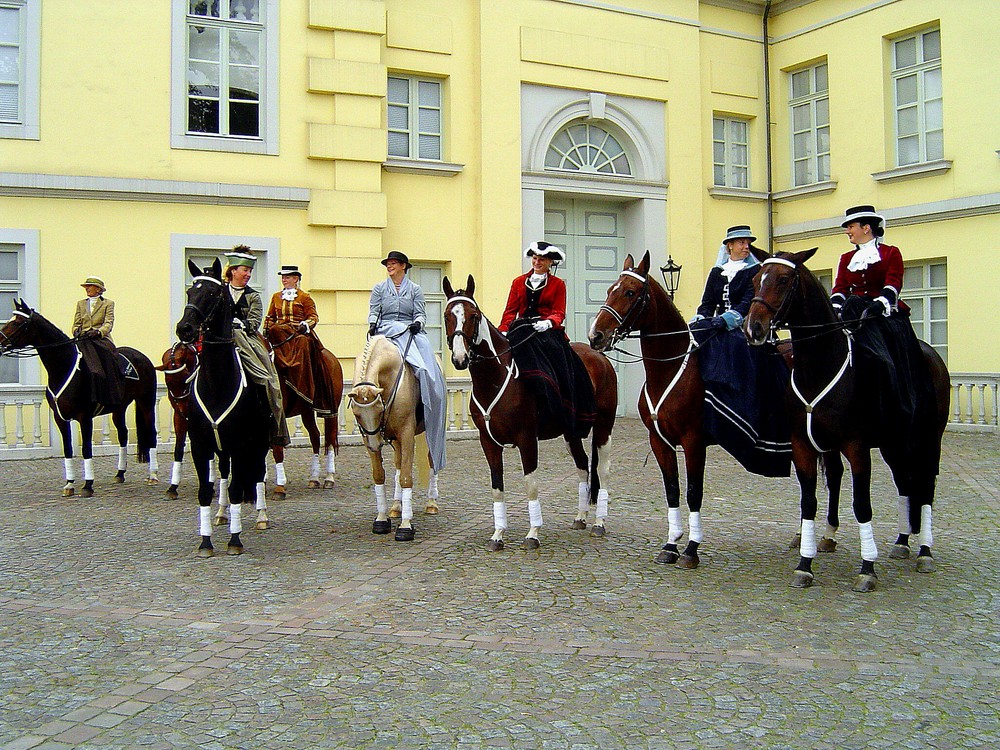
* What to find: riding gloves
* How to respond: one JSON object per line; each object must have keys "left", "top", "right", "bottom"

{"left": 532, "top": 319, "right": 553, "bottom": 332}
{"left": 408, "top": 321, "right": 422, "bottom": 334}
{"left": 368, "top": 323, "right": 378, "bottom": 337}
{"left": 298, "top": 321, "right": 310, "bottom": 332}
{"left": 720, "top": 310, "right": 742, "bottom": 330}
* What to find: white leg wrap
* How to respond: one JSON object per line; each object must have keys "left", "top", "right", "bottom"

{"left": 897, "top": 497, "right": 912, "bottom": 535}
{"left": 374, "top": 484, "right": 387, "bottom": 515}
{"left": 83, "top": 458, "right": 94, "bottom": 482}
{"left": 493, "top": 501, "right": 508, "bottom": 531}
{"left": 688, "top": 511, "right": 703, "bottom": 543}
{"left": 427, "top": 472, "right": 439, "bottom": 500}
{"left": 64, "top": 458, "right": 76, "bottom": 482}
{"left": 859, "top": 521, "right": 878, "bottom": 561}
{"left": 230, "top": 502, "right": 243, "bottom": 534}
{"left": 578, "top": 482, "right": 590, "bottom": 514}
{"left": 218, "top": 478, "right": 229, "bottom": 508}
{"left": 919, "top": 505, "right": 933, "bottom": 548}
{"left": 148, "top": 452, "right": 158, "bottom": 473}
{"left": 208, "top": 461, "right": 215, "bottom": 482}
{"left": 199, "top": 506, "right": 212, "bottom": 537}
{"left": 310, "top": 454, "right": 320, "bottom": 480}
{"left": 326, "top": 451, "right": 336, "bottom": 475}
{"left": 528, "top": 499, "right": 543, "bottom": 528}
{"left": 800, "top": 519, "right": 817, "bottom": 558}
{"left": 171, "top": 461, "right": 182, "bottom": 485}
{"left": 256, "top": 482, "right": 265, "bottom": 510}
{"left": 117, "top": 447, "right": 127, "bottom": 471}
{"left": 596, "top": 488, "right": 609, "bottom": 519}
{"left": 275, "top": 462, "right": 287, "bottom": 486}
{"left": 667, "top": 507, "right": 683, "bottom": 544}
{"left": 394, "top": 469, "right": 402, "bottom": 501}
{"left": 401, "top": 487, "right": 414, "bottom": 521}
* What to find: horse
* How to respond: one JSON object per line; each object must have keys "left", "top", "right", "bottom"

{"left": 0, "top": 299, "right": 158, "bottom": 496}
{"left": 588, "top": 251, "right": 840, "bottom": 568}
{"left": 263, "top": 324, "right": 344, "bottom": 498}
{"left": 745, "top": 247, "right": 950, "bottom": 591}
{"left": 442, "top": 275, "right": 618, "bottom": 550}
{"left": 175, "top": 258, "right": 271, "bottom": 557}
{"left": 348, "top": 332, "right": 441, "bottom": 542}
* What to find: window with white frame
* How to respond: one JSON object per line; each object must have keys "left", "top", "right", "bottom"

{"left": 545, "top": 121, "right": 632, "bottom": 176}
{"left": 388, "top": 75, "right": 443, "bottom": 161}
{"left": 903, "top": 260, "right": 947, "bottom": 363}
{"left": 0, "top": 0, "right": 40, "bottom": 140}
{"left": 892, "top": 27, "right": 943, "bottom": 167}
{"left": 789, "top": 62, "right": 830, "bottom": 186}
{"left": 712, "top": 116, "right": 749, "bottom": 188}
{"left": 0, "top": 243, "right": 23, "bottom": 383}
{"left": 172, "top": 0, "right": 277, "bottom": 154}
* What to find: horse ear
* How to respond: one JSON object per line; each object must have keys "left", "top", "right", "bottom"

{"left": 636, "top": 251, "right": 651, "bottom": 276}
{"left": 211, "top": 257, "right": 223, "bottom": 278}
{"left": 749, "top": 244, "right": 771, "bottom": 263}
{"left": 793, "top": 247, "right": 819, "bottom": 264}
{"left": 467, "top": 275, "right": 475, "bottom": 297}
{"left": 442, "top": 276, "right": 454, "bottom": 297}
{"left": 623, "top": 253, "right": 635, "bottom": 271}
{"left": 187, "top": 259, "right": 201, "bottom": 279}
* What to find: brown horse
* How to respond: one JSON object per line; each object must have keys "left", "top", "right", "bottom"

{"left": 443, "top": 275, "right": 617, "bottom": 550}
{"left": 588, "top": 252, "right": 836, "bottom": 569}
{"left": 263, "top": 324, "right": 344, "bottom": 498}
{"left": 0, "top": 300, "right": 158, "bottom": 496}
{"left": 745, "top": 247, "right": 950, "bottom": 591}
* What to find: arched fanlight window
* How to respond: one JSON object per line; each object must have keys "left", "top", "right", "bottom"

{"left": 545, "top": 121, "right": 632, "bottom": 176}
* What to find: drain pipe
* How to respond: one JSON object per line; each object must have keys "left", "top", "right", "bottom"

{"left": 763, "top": 0, "right": 774, "bottom": 249}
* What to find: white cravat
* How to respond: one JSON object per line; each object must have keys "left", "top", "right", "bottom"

{"left": 280, "top": 288, "right": 298, "bottom": 301}
{"left": 720, "top": 258, "right": 748, "bottom": 281}
{"left": 528, "top": 273, "right": 547, "bottom": 290}
{"left": 847, "top": 239, "right": 881, "bottom": 272}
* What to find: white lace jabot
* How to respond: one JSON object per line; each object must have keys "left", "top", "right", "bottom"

{"left": 281, "top": 288, "right": 298, "bottom": 301}
{"left": 528, "top": 273, "right": 547, "bottom": 290}
{"left": 847, "top": 239, "right": 881, "bottom": 272}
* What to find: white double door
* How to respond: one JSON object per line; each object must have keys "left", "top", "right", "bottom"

{"left": 543, "top": 197, "right": 628, "bottom": 416}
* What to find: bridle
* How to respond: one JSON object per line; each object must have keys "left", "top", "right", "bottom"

{"left": 445, "top": 295, "right": 483, "bottom": 355}
{"left": 162, "top": 342, "right": 199, "bottom": 405}
{"left": 749, "top": 258, "right": 800, "bottom": 343}
{"left": 350, "top": 331, "right": 417, "bottom": 442}
{"left": 182, "top": 276, "right": 230, "bottom": 344}
{"left": 596, "top": 270, "right": 651, "bottom": 348}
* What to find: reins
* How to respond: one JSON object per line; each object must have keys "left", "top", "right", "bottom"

{"left": 351, "top": 331, "right": 416, "bottom": 442}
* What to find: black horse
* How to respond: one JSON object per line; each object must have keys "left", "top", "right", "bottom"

{"left": 175, "top": 258, "right": 270, "bottom": 557}
{"left": 746, "top": 248, "right": 950, "bottom": 591}
{"left": 0, "top": 299, "right": 158, "bottom": 496}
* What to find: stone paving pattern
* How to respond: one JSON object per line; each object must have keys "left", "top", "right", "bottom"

{"left": 1, "top": 419, "right": 997, "bottom": 749}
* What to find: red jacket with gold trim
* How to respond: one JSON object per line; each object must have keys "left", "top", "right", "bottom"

{"left": 499, "top": 273, "right": 567, "bottom": 333}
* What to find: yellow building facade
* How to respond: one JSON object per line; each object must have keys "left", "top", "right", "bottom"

{"left": 2, "top": 0, "right": 998, "bottom": 429}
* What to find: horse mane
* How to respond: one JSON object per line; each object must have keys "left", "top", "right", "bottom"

{"left": 28, "top": 309, "right": 71, "bottom": 343}
{"left": 775, "top": 252, "right": 839, "bottom": 323}
{"left": 355, "top": 335, "right": 380, "bottom": 380}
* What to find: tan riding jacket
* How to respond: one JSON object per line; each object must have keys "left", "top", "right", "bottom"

{"left": 72, "top": 297, "right": 115, "bottom": 343}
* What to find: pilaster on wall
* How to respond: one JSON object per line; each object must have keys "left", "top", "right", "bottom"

{"left": 306, "top": 0, "right": 387, "bottom": 358}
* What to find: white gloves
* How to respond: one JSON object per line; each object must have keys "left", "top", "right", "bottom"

{"left": 298, "top": 321, "right": 310, "bottom": 332}
{"left": 533, "top": 319, "right": 553, "bottom": 332}
{"left": 874, "top": 296, "right": 892, "bottom": 317}
{"left": 232, "top": 318, "right": 245, "bottom": 330}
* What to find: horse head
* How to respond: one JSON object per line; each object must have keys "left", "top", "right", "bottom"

{"left": 589, "top": 251, "right": 653, "bottom": 352}
{"left": 442, "top": 274, "right": 482, "bottom": 370}
{"left": 156, "top": 343, "right": 199, "bottom": 405}
{"left": 176, "top": 258, "right": 227, "bottom": 344}
{"left": 746, "top": 247, "right": 818, "bottom": 346}
{"left": 347, "top": 381, "right": 386, "bottom": 443}
{"left": 0, "top": 298, "right": 38, "bottom": 352}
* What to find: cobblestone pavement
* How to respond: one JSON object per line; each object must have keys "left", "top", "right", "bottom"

{"left": 1, "top": 419, "right": 997, "bottom": 750}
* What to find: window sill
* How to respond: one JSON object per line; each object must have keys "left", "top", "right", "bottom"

{"left": 772, "top": 180, "right": 838, "bottom": 202}
{"left": 171, "top": 133, "right": 277, "bottom": 156}
{"left": 383, "top": 159, "right": 464, "bottom": 177}
{"left": 872, "top": 159, "right": 952, "bottom": 184}
{"left": 707, "top": 186, "right": 768, "bottom": 202}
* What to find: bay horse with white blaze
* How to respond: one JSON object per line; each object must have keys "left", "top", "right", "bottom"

{"left": 745, "top": 248, "right": 950, "bottom": 591}
{"left": 348, "top": 333, "right": 440, "bottom": 542}
{"left": 443, "top": 275, "right": 617, "bottom": 550}
{"left": 175, "top": 259, "right": 271, "bottom": 557}
{"left": 0, "top": 300, "right": 157, "bottom": 496}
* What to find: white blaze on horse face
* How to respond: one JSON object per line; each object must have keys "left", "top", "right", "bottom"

{"left": 450, "top": 305, "right": 468, "bottom": 364}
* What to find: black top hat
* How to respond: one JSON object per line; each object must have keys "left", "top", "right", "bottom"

{"left": 381, "top": 251, "right": 412, "bottom": 270}
{"left": 278, "top": 265, "right": 302, "bottom": 277}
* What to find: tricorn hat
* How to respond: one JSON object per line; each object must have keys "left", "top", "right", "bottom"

{"left": 841, "top": 205, "right": 885, "bottom": 228}
{"left": 524, "top": 241, "right": 566, "bottom": 264}
{"left": 722, "top": 225, "right": 757, "bottom": 244}
{"left": 381, "top": 251, "right": 412, "bottom": 270}
{"left": 81, "top": 276, "right": 106, "bottom": 292}
{"left": 278, "top": 265, "right": 302, "bottom": 277}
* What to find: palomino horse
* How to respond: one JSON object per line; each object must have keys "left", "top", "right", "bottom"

{"left": 745, "top": 248, "right": 950, "bottom": 591}
{"left": 175, "top": 258, "right": 271, "bottom": 557}
{"left": 443, "top": 275, "right": 618, "bottom": 550}
{"left": 589, "top": 252, "right": 826, "bottom": 568}
{"left": 264, "top": 324, "right": 344, "bottom": 497}
{"left": 0, "top": 299, "right": 158, "bottom": 496}
{"left": 348, "top": 333, "right": 440, "bottom": 542}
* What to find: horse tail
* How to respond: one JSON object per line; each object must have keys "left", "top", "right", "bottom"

{"left": 132, "top": 352, "right": 158, "bottom": 463}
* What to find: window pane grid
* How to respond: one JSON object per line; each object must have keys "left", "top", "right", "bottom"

{"left": 545, "top": 122, "right": 632, "bottom": 176}
{"left": 902, "top": 260, "right": 948, "bottom": 362}
{"left": 0, "top": 5, "right": 21, "bottom": 123}
{"left": 892, "top": 29, "right": 943, "bottom": 166}
{"left": 712, "top": 116, "right": 749, "bottom": 188}
{"left": 387, "top": 75, "right": 443, "bottom": 161}
{"left": 788, "top": 62, "right": 829, "bottom": 186}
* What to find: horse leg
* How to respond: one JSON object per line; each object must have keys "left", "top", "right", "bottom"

{"left": 843, "top": 442, "right": 878, "bottom": 592}
{"left": 789, "top": 442, "right": 821, "bottom": 587}
{"left": 890, "top": 495, "right": 913, "bottom": 559}
{"left": 368, "top": 445, "right": 391, "bottom": 535}
{"left": 56, "top": 416, "right": 76, "bottom": 497}
{"left": 818, "top": 452, "right": 843, "bottom": 552}
{"left": 649, "top": 431, "right": 683, "bottom": 565}
{"left": 567, "top": 437, "right": 590, "bottom": 531}
{"left": 323, "top": 415, "right": 337, "bottom": 489}
{"left": 913, "top": 494, "right": 936, "bottom": 573}
{"left": 166, "top": 412, "right": 186, "bottom": 500}
{"left": 389, "top": 468, "right": 403, "bottom": 518}
{"left": 303, "top": 412, "right": 323, "bottom": 489}
{"left": 254, "top": 475, "right": 269, "bottom": 531}
{"left": 590, "top": 431, "right": 612, "bottom": 539}
{"left": 518, "top": 440, "right": 542, "bottom": 550}
{"left": 112, "top": 409, "right": 129, "bottom": 483}
{"left": 191, "top": 442, "right": 215, "bottom": 557}
{"left": 676, "top": 438, "right": 706, "bottom": 569}
{"left": 425, "top": 450, "right": 439, "bottom": 515}
{"left": 271, "top": 444, "right": 287, "bottom": 500}
{"left": 225, "top": 456, "right": 248, "bottom": 555}
{"left": 481, "top": 436, "right": 506, "bottom": 551}
{"left": 393, "top": 434, "right": 416, "bottom": 542}
{"left": 214, "top": 454, "right": 231, "bottom": 526}
{"left": 80, "top": 418, "right": 96, "bottom": 497}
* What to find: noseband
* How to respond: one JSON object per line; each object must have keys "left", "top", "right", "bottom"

{"left": 597, "top": 270, "right": 650, "bottom": 346}
{"left": 445, "top": 296, "right": 482, "bottom": 352}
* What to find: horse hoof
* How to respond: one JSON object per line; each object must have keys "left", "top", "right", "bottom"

{"left": 790, "top": 570, "right": 814, "bottom": 588}
{"left": 165, "top": 486, "right": 179, "bottom": 500}
{"left": 214, "top": 515, "right": 229, "bottom": 526}
{"left": 307, "top": 479, "right": 321, "bottom": 489}
{"left": 570, "top": 519, "right": 587, "bottom": 530}
{"left": 227, "top": 544, "right": 245, "bottom": 556}
{"left": 81, "top": 488, "right": 94, "bottom": 498}
{"left": 852, "top": 574, "right": 878, "bottom": 593}
{"left": 255, "top": 520, "right": 269, "bottom": 531}
{"left": 889, "top": 544, "right": 910, "bottom": 560}
{"left": 523, "top": 537, "right": 540, "bottom": 550}
{"left": 394, "top": 526, "right": 415, "bottom": 542}
{"left": 487, "top": 539, "right": 505, "bottom": 552}
{"left": 389, "top": 506, "right": 402, "bottom": 519}
{"left": 676, "top": 553, "right": 700, "bottom": 569}
{"left": 789, "top": 534, "right": 801, "bottom": 550}
{"left": 372, "top": 520, "right": 392, "bottom": 535}
{"left": 195, "top": 546, "right": 214, "bottom": 558}
{"left": 271, "top": 487, "right": 286, "bottom": 501}
{"left": 915, "top": 555, "right": 936, "bottom": 573}
{"left": 817, "top": 537, "right": 838, "bottom": 553}
{"left": 62, "top": 487, "right": 75, "bottom": 498}
{"left": 115, "top": 472, "right": 125, "bottom": 484}
{"left": 424, "top": 503, "right": 439, "bottom": 515}
{"left": 323, "top": 479, "right": 335, "bottom": 489}
{"left": 590, "top": 525, "right": 606, "bottom": 538}
{"left": 655, "top": 549, "right": 679, "bottom": 565}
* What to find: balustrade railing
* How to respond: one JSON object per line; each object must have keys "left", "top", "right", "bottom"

{"left": 948, "top": 373, "right": 1000, "bottom": 433}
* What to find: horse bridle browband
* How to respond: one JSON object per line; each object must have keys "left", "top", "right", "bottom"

{"left": 597, "top": 270, "right": 651, "bottom": 347}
